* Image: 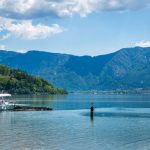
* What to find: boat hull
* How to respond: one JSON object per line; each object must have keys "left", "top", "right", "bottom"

{"left": 0, "top": 104, "right": 14, "bottom": 111}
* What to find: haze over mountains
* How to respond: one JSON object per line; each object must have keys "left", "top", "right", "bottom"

{"left": 0, "top": 47, "right": 150, "bottom": 90}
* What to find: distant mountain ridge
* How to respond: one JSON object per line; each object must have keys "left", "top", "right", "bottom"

{"left": 0, "top": 47, "right": 150, "bottom": 90}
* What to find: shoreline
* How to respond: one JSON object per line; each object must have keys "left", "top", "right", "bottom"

{"left": 70, "top": 89, "right": 150, "bottom": 95}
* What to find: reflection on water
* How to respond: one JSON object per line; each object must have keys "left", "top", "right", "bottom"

{"left": 9, "top": 93, "right": 150, "bottom": 110}
{"left": 83, "top": 110, "right": 150, "bottom": 119}
{"left": 1, "top": 94, "right": 150, "bottom": 150}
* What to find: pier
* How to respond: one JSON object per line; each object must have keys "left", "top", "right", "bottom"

{"left": 13, "top": 105, "right": 52, "bottom": 111}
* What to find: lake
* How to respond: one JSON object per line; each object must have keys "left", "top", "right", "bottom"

{"left": 0, "top": 93, "right": 150, "bottom": 150}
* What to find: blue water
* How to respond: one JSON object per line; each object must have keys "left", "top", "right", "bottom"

{"left": 11, "top": 93, "right": 150, "bottom": 110}
{"left": 0, "top": 93, "right": 150, "bottom": 150}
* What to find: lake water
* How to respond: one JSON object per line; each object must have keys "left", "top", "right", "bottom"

{"left": 1, "top": 93, "right": 150, "bottom": 150}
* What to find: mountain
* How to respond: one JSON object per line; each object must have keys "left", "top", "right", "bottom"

{"left": 0, "top": 65, "right": 67, "bottom": 94}
{"left": 0, "top": 47, "right": 150, "bottom": 90}
{"left": 99, "top": 47, "right": 150, "bottom": 89}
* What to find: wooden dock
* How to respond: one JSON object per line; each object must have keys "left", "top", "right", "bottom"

{"left": 14, "top": 105, "right": 52, "bottom": 111}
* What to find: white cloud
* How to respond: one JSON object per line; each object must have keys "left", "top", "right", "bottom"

{"left": 16, "top": 49, "right": 28, "bottom": 53}
{"left": 0, "top": 17, "right": 64, "bottom": 40}
{"left": 0, "top": 44, "right": 6, "bottom": 50}
{"left": 7, "top": 21, "right": 64, "bottom": 40}
{"left": 1, "top": 1, "right": 150, "bottom": 40}
{"left": 0, "top": 33, "right": 11, "bottom": 40}
{"left": 0, "top": 0, "right": 150, "bottom": 20}
{"left": 135, "top": 41, "right": 150, "bottom": 47}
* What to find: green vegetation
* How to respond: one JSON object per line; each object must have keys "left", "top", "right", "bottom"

{"left": 0, "top": 65, "right": 67, "bottom": 94}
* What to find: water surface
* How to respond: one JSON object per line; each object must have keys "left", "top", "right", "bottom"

{"left": 11, "top": 93, "right": 150, "bottom": 110}
{"left": 0, "top": 93, "right": 150, "bottom": 150}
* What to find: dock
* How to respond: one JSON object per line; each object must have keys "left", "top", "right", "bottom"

{"left": 13, "top": 105, "right": 52, "bottom": 111}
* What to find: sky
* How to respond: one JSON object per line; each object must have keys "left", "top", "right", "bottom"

{"left": 0, "top": 0, "right": 150, "bottom": 56}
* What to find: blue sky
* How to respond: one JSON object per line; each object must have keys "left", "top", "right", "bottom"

{"left": 0, "top": 0, "right": 150, "bottom": 56}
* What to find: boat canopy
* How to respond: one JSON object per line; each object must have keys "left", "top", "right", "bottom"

{"left": 0, "top": 94, "right": 11, "bottom": 97}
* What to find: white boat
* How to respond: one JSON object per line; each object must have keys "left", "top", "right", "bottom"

{"left": 0, "top": 93, "right": 15, "bottom": 111}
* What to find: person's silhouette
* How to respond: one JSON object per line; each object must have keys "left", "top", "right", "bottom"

{"left": 90, "top": 103, "right": 94, "bottom": 123}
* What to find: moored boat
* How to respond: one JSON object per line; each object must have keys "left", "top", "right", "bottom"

{"left": 0, "top": 94, "right": 14, "bottom": 111}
